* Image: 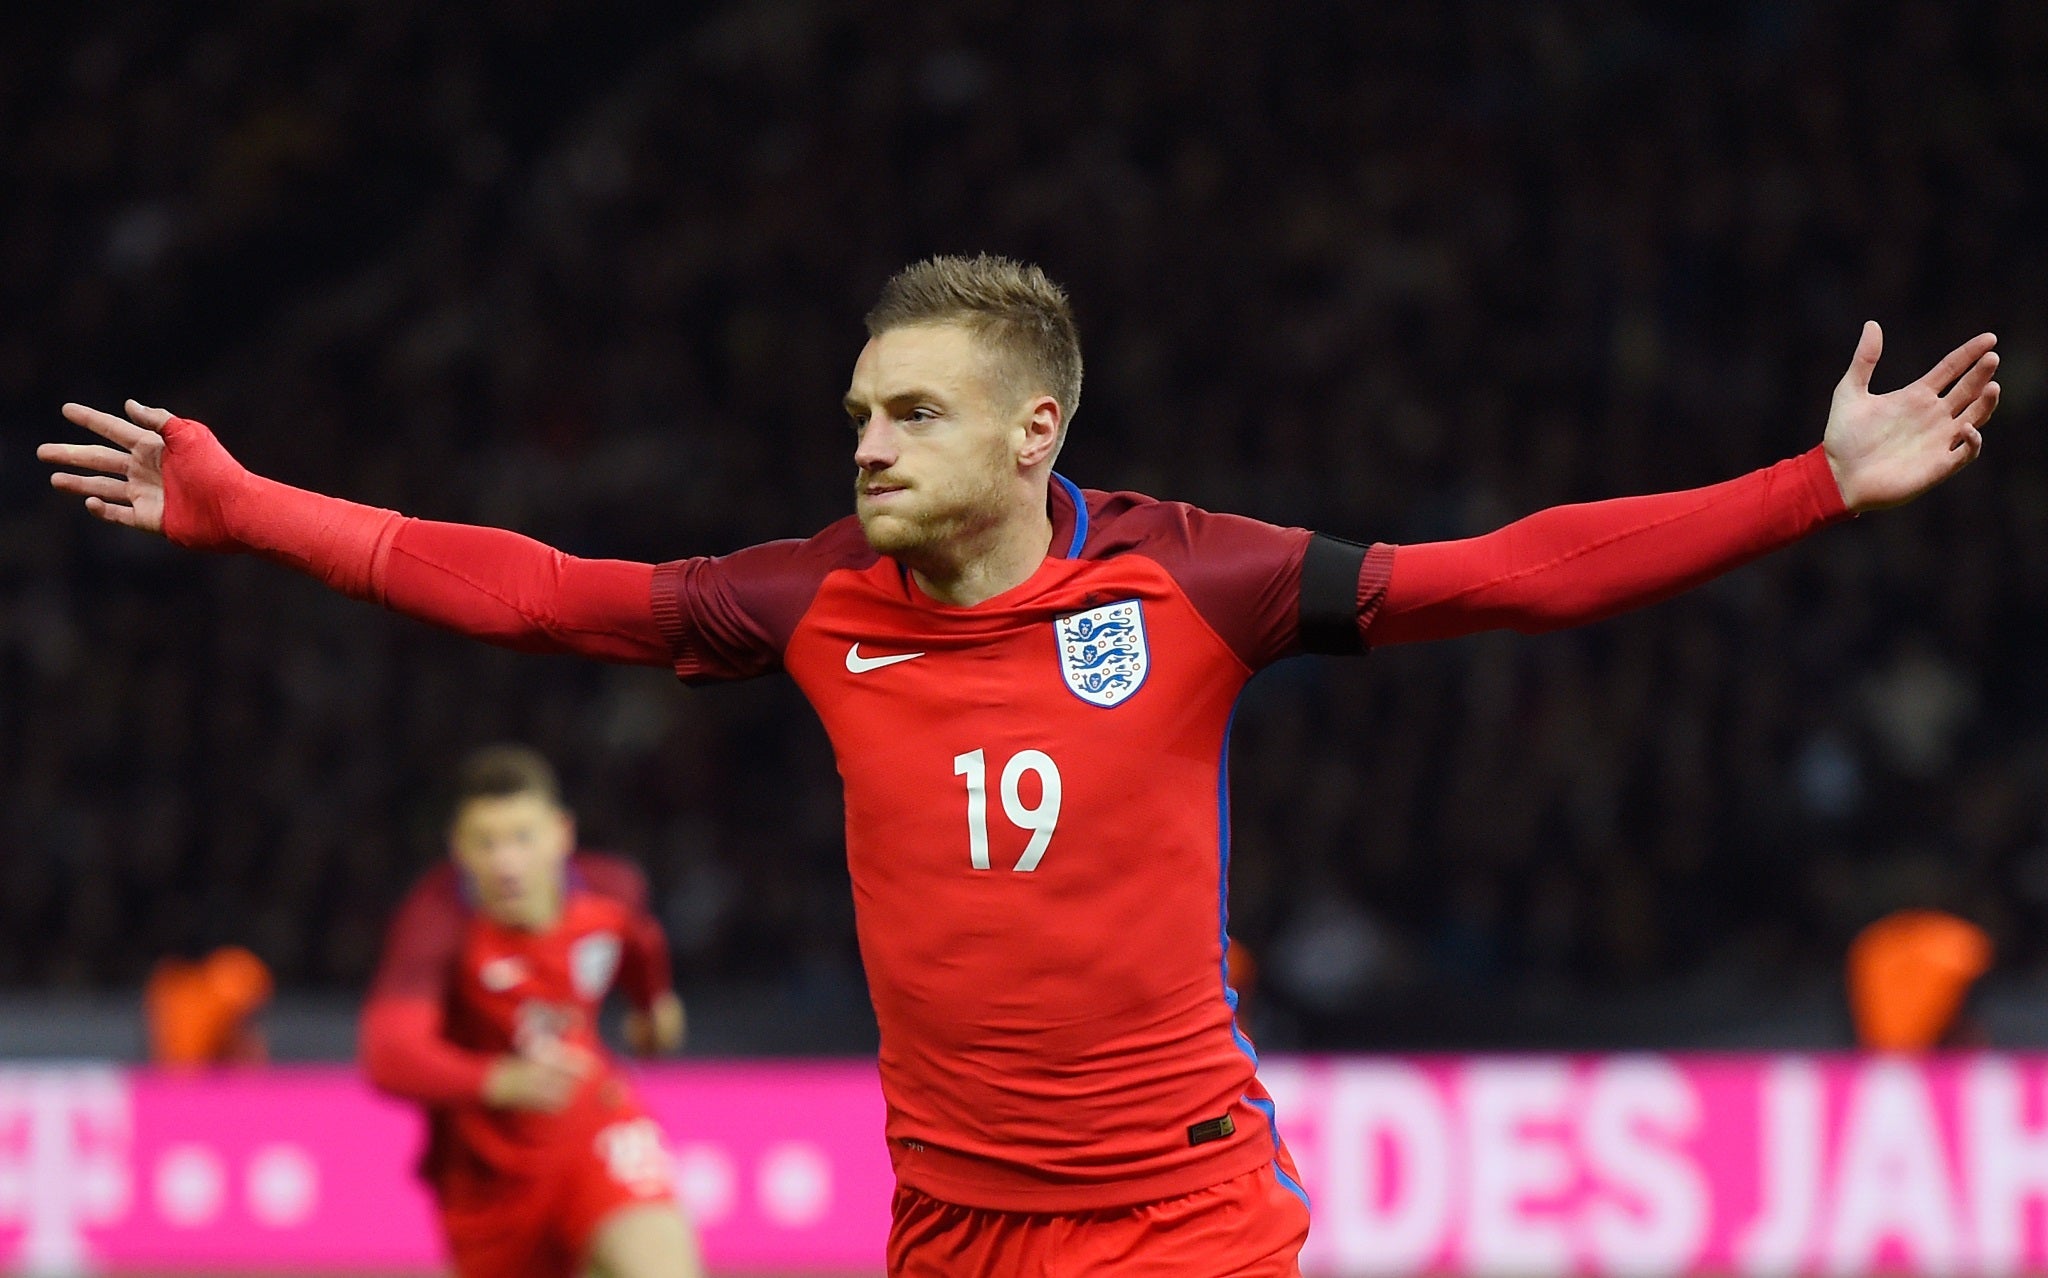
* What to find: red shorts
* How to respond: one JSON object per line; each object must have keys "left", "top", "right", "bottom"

{"left": 436, "top": 1116, "right": 679, "bottom": 1278}
{"left": 887, "top": 1157, "right": 1312, "bottom": 1278}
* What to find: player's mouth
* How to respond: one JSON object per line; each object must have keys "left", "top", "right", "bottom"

{"left": 489, "top": 876, "right": 528, "bottom": 903}
{"left": 861, "top": 483, "right": 909, "bottom": 503}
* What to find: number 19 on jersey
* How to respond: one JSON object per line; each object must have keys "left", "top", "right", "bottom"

{"left": 953, "top": 748, "right": 1062, "bottom": 871}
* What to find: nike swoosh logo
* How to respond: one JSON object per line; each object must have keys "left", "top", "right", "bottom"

{"left": 846, "top": 643, "right": 925, "bottom": 673}
{"left": 478, "top": 957, "right": 528, "bottom": 992}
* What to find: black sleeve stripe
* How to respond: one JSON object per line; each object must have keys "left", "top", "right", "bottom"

{"left": 1298, "top": 532, "right": 1369, "bottom": 655}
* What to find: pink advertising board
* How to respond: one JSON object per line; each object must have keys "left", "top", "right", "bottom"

{"left": 7, "top": 1055, "right": 2048, "bottom": 1274}
{"left": 0, "top": 1062, "right": 894, "bottom": 1274}
{"left": 1264, "top": 1054, "right": 2048, "bottom": 1276}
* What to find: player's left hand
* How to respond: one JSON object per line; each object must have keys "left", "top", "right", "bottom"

{"left": 624, "top": 992, "right": 685, "bottom": 1056}
{"left": 1823, "top": 322, "right": 2000, "bottom": 513}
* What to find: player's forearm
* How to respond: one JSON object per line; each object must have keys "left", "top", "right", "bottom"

{"left": 1367, "top": 446, "right": 1850, "bottom": 645}
{"left": 205, "top": 471, "right": 403, "bottom": 597}
{"left": 359, "top": 998, "right": 493, "bottom": 1105}
{"left": 157, "top": 416, "right": 670, "bottom": 663}
{"left": 379, "top": 520, "right": 671, "bottom": 664}
{"left": 229, "top": 498, "right": 672, "bottom": 666}
{"left": 153, "top": 416, "right": 400, "bottom": 594}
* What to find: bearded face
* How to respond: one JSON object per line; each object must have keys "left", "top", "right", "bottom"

{"left": 845, "top": 324, "right": 1030, "bottom": 567}
{"left": 855, "top": 426, "right": 1013, "bottom": 558}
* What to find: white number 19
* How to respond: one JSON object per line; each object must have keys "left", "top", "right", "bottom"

{"left": 952, "top": 748, "right": 1063, "bottom": 871}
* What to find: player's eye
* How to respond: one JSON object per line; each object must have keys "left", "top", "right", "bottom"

{"left": 906, "top": 407, "right": 937, "bottom": 423}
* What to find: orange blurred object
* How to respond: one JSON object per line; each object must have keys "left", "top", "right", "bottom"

{"left": 1847, "top": 909, "right": 1992, "bottom": 1051}
{"left": 145, "top": 945, "right": 274, "bottom": 1066}
{"left": 1225, "top": 938, "right": 1258, "bottom": 998}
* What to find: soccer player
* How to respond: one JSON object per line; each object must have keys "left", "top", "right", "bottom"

{"left": 358, "top": 744, "right": 701, "bottom": 1278}
{"left": 43, "top": 255, "right": 1997, "bottom": 1275}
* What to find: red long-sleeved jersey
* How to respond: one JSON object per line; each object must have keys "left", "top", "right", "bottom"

{"left": 163, "top": 415, "right": 1847, "bottom": 1209}
{"left": 359, "top": 852, "right": 672, "bottom": 1184}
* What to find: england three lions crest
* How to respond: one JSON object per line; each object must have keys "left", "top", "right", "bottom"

{"left": 569, "top": 932, "right": 622, "bottom": 1000}
{"left": 1056, "top": 599, "right": 1148, "bottom": 708}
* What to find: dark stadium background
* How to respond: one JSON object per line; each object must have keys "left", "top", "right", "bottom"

{"left": 2, "top": 0, "right": 2044, "bottom": 1062}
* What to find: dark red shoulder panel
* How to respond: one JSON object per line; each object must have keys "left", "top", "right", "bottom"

{"left": 650, "top": 516, "right": 878, "bottom": 684}
{"left": 572, "top": 851, "right": 671, "bottom": 1006}
{"left": 1079, "top": 489, "right": 1313, "bottom": 671}
{"left": 366, "top": 863, "right": 470, "bottom": 1004}
{"left": 571, "top": 850, "right": 647, "bottom": 911}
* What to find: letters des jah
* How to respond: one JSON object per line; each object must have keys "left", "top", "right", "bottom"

{"left": 1263, "top": 1055, "right": 2048, "bottom": 1277}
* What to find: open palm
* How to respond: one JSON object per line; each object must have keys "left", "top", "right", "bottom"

{"left": 39, "top": 400, "right": 174, "bottom": 533}
{"left": 1823, "top": 322, "right": 1999, "bottom": 513}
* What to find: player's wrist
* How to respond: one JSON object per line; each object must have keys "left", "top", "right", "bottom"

{"left": 1806, "top": 442, "right": 1858, "bottom": 518}
{"left": 159, "top": 416, "right": 259, "bottom": 552}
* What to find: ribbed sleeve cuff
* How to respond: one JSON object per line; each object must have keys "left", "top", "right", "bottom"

{"left": 1794, "top": 444, "right": 1854, "bottom": 524}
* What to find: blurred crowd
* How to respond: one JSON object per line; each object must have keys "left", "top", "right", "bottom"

{"left": 3, "top": 0, "right": 2044, "bottom": 1048}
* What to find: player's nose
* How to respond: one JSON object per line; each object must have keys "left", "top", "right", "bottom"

{"left": 853, "top": 416, "right": 898, "bottom": 470}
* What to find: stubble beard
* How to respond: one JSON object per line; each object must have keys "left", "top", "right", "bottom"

{"left": 857, "top": 463, "right": 1011, "bottom": 574}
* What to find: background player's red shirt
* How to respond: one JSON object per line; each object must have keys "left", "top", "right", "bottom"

{"left": 360, "top": 851, "right": 673, "bottom": 1184}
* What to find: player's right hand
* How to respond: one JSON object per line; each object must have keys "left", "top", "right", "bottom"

{"left": 482, "top": 1039, "right": 598, "bottom": 1112}
{"left": 41, "top": 401, "right": 252, "bottom": 550}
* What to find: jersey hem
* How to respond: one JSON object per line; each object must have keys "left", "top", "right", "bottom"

{"left": 888, "top": 1134, "right": 1276, "bottom": 1213}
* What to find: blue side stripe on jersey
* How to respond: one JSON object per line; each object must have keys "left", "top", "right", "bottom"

{"left": 1218, "top": 701, "right": 1258, "bottom": 1061}
{"left": 1053, "top": 472, "right": 1087, "bottom": 558}
{"left": 1248, "top": 1095, "right": 1314, "bottom": 1210}
{"left": 1217, "top": 699, "right": 1309, "bottom": 1212}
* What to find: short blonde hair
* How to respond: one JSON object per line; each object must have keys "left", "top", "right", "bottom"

{"left": 866, "top": 254, "right": 1083, "bottom": 428}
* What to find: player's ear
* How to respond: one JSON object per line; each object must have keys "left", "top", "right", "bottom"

{"left": 1017, "top": 394, "right": 1062, "bottom": 468}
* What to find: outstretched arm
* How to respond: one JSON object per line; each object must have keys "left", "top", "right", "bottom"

{"left": 1367, "top": 325, "right": 2000, "bottom": 646}
{"left": 40, "top": 403, "right": 670, "bottom": 665}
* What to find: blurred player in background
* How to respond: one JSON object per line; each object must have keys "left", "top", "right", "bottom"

{"left": 358, "top": 744, "right": 700, "bottom": 1278}
{"left": 43, "top": 254, "right": 1998, "bottom": 1275}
